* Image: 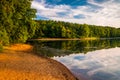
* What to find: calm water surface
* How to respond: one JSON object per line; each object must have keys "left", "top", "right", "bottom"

{"left": 29, "top": 39, "right": 120, "bottom": 80}
{"left": 54, "top": 47, "right": 120, "bottom": 80}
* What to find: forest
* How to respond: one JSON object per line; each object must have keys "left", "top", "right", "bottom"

{"left": 0, "top": 0, "right": 37, "bottom": 45}
{"left": 0, "top": 0, "right": 120, "bottom": 50}
{"left": 33, "top": 20, "right": 120, "bottom": 39}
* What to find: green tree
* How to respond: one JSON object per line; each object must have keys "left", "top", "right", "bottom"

{"left": 31, "top": 20, "right": 120, "bottom": 39}
{"left": 0, "top": 0, "right": 37, "bottom": 44}
{"left": 80, "top": 24, "right": 90, "bottom": 38}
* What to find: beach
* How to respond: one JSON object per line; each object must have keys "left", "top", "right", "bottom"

{"left": 0, "top": 44, "right": 77, "bottom": 80}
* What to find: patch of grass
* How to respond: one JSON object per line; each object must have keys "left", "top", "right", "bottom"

{"left": 3, "top": 44, "right": 33, "bottom": 52}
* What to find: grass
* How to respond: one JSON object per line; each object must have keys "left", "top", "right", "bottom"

{"left": 3, "top": 44, "right": 33, "bottom": 52}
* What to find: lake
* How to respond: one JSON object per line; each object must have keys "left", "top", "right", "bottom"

{"left": 28, "top": 39, "right": 120, "bottom": 80}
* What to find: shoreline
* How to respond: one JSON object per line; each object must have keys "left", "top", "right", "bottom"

{"left": 1, "top": 44, "right": 78, "bottom": 80}
{"left": 28, "top": 37, "right": 120, "bottom": 41}
{"left": 29, "top": 37, "right": 98, "bottom": 41}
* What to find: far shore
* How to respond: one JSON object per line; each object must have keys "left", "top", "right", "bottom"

{"left": 29, "top": 37, "right": 99, "bottom": 41}
{"left": 28, "top": 37, "right": 120, "bottom": 41}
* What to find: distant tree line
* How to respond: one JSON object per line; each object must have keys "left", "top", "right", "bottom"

{"left": 33, "top": 20, "right": 120, "bottom": 39}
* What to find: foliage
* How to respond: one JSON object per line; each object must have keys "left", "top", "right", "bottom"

{"left": 32, "top": 20, "right": 120, "bottom": 39}
{"left": 0, "top": 44, "right": 3, "bottom": 52}
{"left": 0, "top": 0, "right": 37, "bottom": 45}
{"left": 0, "top": 27, "right": 9, "bottom": 45}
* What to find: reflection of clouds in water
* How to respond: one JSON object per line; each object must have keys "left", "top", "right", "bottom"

{"left": 53, "top": 47, "right": 120, "bottom": 80}
{"left": 91, "top": 71, "right": 119, "bottom": 80}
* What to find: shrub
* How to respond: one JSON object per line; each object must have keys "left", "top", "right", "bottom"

{"left": 0, "top": 28, "right": 9, "bottom": 45}
{"left": 0, "top": 43, "right": 3, "bottom": 52}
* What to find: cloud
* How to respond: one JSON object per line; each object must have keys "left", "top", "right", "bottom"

{"left": 31, "top": 0, "right": 71, "bottom": 18}
{"left": 31, "top": 0, "right": 120, "bottom": 28}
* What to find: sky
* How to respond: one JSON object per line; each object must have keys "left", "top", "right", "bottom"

{"left": 31, "top": 0, "right": 120, "bottom": 28}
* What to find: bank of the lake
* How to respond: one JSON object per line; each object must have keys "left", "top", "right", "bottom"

{"left": 29, "top": 37, "right": 99, "bottom": 41}
{"left": 0, "top": 44, "right": 77, "bottom": 80}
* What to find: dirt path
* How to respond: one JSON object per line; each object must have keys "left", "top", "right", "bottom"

{"left": 0, "top": 44, "right": 77, "bottom": 80}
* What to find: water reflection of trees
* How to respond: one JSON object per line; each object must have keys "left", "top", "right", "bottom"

{"left": 29, "top": 39, "right": 120, "bottom": 57}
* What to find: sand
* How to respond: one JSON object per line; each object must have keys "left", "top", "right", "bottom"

{"left": 0, "top": 44, "right": 77, "bottom": 80}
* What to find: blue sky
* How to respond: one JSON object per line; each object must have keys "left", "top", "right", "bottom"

{"left": 31, "top": 0, "right": 120, "bottom": 28}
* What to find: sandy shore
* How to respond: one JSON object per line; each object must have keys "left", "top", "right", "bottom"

{"left": 0, "top": 44, "right": 77, "bottom": 80}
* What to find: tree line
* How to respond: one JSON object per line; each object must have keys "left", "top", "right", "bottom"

{"left": 33, "top": 20, "right": 120, "bottom": 39}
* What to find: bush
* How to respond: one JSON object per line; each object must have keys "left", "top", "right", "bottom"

{"left": 0, "top": 44, "right": 3, "bottom": 52}
{"left": 0, "top": 28, "right": 9, "bottom": 45}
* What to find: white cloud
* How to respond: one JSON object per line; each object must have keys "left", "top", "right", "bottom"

{"left": 31, "top": 1, "right": 71, "bottom": 18}
{"left": 31, "top": 0, "right": 120, "bottom": 28}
